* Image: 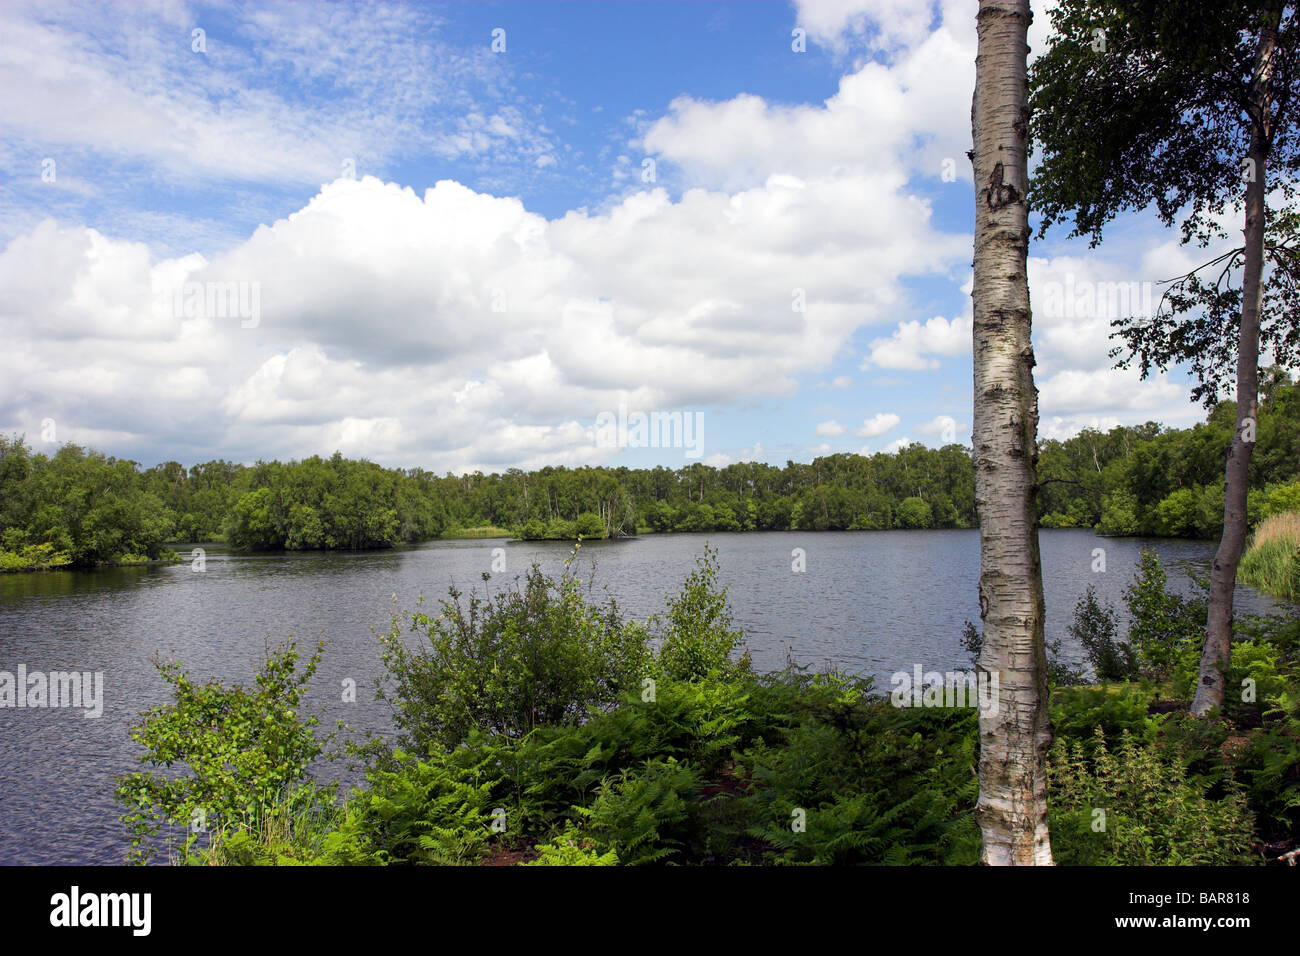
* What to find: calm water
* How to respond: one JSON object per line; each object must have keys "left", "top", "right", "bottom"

{"left": 0, "top": 529, "right": 1290, "bottom": 865}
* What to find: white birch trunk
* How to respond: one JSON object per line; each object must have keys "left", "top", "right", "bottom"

{"left": 970, "top": 0, "right": 1053, "bottom": 865}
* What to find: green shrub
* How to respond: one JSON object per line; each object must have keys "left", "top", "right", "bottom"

{"left": 743, "top": 678, "right": 980, "bottom": 865}
{"left": 114, "top": 640, "right": 332, "bottom": 864}
{"left": 1050, "top": 684, "right": 1158, "bottom": 748}
{"left": 347, "top": 748, "right": 496, "bottom": 865}
{"left": 895, "top": 496, "right": 933, "bottom": 529}
{"left": 525, "top": 825, "right": 619, "bottom": 865}
{"left": 576, "top": 757, "right": 702, "bottom": 865}
{"left": 575, "top": 512, "right": 606, "bottom": 538}
{"left": 0, "top": 541, "right": 72, "bottom": 571}
{"left": 655, "top": 546, "right": 750, "bottom": 682}
{"left": 1098, "top": 490, "right": 1141, "bottom": 536}
{"left": 1069, "top": 586, "right": 1137, "bottom": 681}
{"left": 1048, "top": 729, "right": 1255, "bottom": 865}
{"left": 377, "top": 555, "right": 652, "bottom": 753}
{"left": 1123, "top": 549, "right": 1205, "bottom": 682}
{"left": 1262, "top": 482, "right": 1300, "bottom": 518}
{"left": 1152, "top": 488, "right": 1199, "bottom": 538}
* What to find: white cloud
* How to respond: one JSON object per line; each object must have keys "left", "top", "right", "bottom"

{"left": 0, "top": 2, "right": 550, "bottom": 187}
{"left": 0, "top": 133, "right": 961, "bottom": 469}
{"left": 916, "top": 414, "right": 966, "bottom": 440}
{"left": 815, "top": 420, "right": 846, "bottom": 436}
{"left": 645, "top": 0, "right": 980, "bottom": 189}
{"left": 862, "top": 314, "right": 971, "bottom": 370}
{"left": 880, "top": 437, "right": 914, "bottom": 454}
{"left": 855, "top": 412, "right": 900, "bottom": 438}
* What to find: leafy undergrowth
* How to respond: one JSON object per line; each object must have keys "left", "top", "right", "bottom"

{"left": 121, "top": 546, "right": 1300, "bottom": 866}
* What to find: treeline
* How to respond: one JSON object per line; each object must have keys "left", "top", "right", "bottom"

{"left": 1, "top": 373, "right": 1297, "bottom": 565}
{"left": 1038, "top": 369, "right": 1300, "bottom": 536}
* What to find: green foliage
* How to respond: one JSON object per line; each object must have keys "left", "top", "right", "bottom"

{"left": 655, "top": 545, "right": 749, "bottom": 682}
{"left": 224, "top": 453, "right": 414, "bottom": 550}
{"left": 377, "top": 552, "right": 652, "bottom": 753}
{"left": 743, "top": 678, "right": 981, "bottom": 865}
{"left": 575, "top": 757, "right": 702, "bottom": 865}
{"left": 1069, "top": 586, "right": 1138, "bottom": 681}
{"left": 1049, "top": 729, "right": 1255, "bottom": 865}
{"left": 1124, "top": 549, "right": 1206, "bottom": 682}
{"left": 114, "top": 640, "right": 332, "bottom": 864}
{"left": 0, "top": 437, "right": 177, "bottom": 567}
{"left": 525, "top": 825, "right": 619, "bottom": 865}
{"left": 895, "top": 496, "right": 933, "bottom": 530}
{"left": 0, "top": 541, "right": 72, "bottom": 571}
{"left": 182, "top": 789, "right": 362, "bottom": 866}
{"left": 1097, "top": 490, "right": 1141, "bottom": 536}
{"left": 1050, "top": 684, "right": 1158, "bottom": 749}
{"left": 345, "top": 748, "right": 495, "bottom": 865}
{"left": 1263, "top": 482, "right": 1300, "bottom": 517}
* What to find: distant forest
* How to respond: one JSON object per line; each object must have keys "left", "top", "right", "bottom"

{"left": 1, "top": 371, "right": 1297, "bottom": 568}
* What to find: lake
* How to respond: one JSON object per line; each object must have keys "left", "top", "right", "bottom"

{"left": 0, "top": 528, "right": 1290, "bottom": 864}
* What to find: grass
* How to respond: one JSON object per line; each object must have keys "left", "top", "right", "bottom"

{"left": 1239, "top": 511, "right": 1300, "bottom": 602}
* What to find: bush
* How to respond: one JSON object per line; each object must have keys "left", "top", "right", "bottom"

{"left": 377, "top": 553, "right": 653, "bottom": 753}
{"left": 1050, "top": 684, "right": 1157, "bottom": 749}
{"left": 525, "top": 825, "right": 619, "bottom": 866}
{"left": 575, "top": 512, "right": 606, "bottom": 538}
{"left": 896, "top": 497, "right": 933, "bottom": 529}
{"left": 1123, "top": 549, "right": 1205, "bottom": 683}
{"left": 1048, "top": 728, "right": 1255, "bottom": 865}
{"left": 575, "top": 757, "right": 702, "bottom": 865}
{"left": 0, "top": 541, "right": 72, "bottom": 571}
{"left": 655, "top": 546, "right": 750, "bottom": 683}
{"left": 1262, "top": 482, "right": 1300, "bottom": 518}
{"left": 1098, "top": 490, "right": 1141, "bottom": 536}
{"left": 114, "top": 640, "right": 332, "bottom": 864}
{"left": 1069, "top": 586, "right": 1137, "bottom": 681}
{"left": 743, "top": 681, "right": 980, "bottom": 865}
{"left": 1152, "top": 488, "right": 1199, "bottom": 538}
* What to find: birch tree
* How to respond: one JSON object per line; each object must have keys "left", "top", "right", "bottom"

{"left": 971, "top": 0, "right": 1054, "bottom": 864}
{"left": 1030, "top": 1, "right": 1300, "bottom": 716}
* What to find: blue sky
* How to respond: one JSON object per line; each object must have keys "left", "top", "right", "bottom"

{"left": 0, "top": 0, "right": 1218, "bottom": 473}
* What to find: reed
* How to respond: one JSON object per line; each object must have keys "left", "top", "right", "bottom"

{"left": 1238, "top": 512, "right": 1300, "bottom": 603}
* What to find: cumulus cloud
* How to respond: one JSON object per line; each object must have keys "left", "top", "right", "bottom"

{"left": 862, "top": 314, "right": 971, "bottom": 370}
{"left": 0, "top": 151, "right": 962, "bottom": 469}
{"left": 880, "top": 436, "right": 914, "bottom": 454}
{"left": 855, "top": 413, "right": 901, "bottom": 438}
{"left": 916, "top": 414, "right": 966, "bottom": 441}
{"left": 646, "top": 0, "right": 983, "bottom": 190}
{"left": 0, "top": 0, "right": 1200, "bottom": 472}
